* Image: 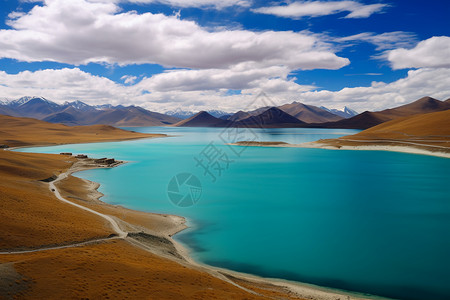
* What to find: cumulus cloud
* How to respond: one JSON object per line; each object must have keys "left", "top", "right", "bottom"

{"left": 252, "top": 1, "right": 387, "bottom": 19}
{"left": 136, "top": 64, "right": 315, "bottom": 93}
{"left": 0, "top": 68, "right": 135, "bottom": 106}
{"left": 387, "top": 36, "right": 450, "bottom": 69}
{"left": 0, "top": 0, "right": 348, "bottom": 70}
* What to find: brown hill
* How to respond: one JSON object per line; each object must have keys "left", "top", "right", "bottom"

{"left": 238, "top": 107, "right": 306, "bottom": 128}
{"left": 315, "top": 110, "right": 450, "bottom": 154}
{"left": 379, "top": 96, "right": 450, "bottom": 118}
{"left": 0, "top": 114, "right": 161, "bottom": 147}
{"left": 278, "top": 102, "right": 343, "bottom": 123}
{"left": 173, "top": 111, "right": 231, "bottom": 127}
{"left": 315, "top": 96, "right": 450, "bottom": 129}
{"left": 351, "top": 109, "right": 450, "bottom": 140}
{"left": 313, "top": 111, "right": 391, "bottom": 129}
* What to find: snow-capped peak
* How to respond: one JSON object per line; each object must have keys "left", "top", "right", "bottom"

{"left": 165, "top": 108, "right": 196, "bottom": 119}
{"left": 320, "top": 105, "right": 358, "bottom": 119}
{"left": 8, "top": 96, "right": 56, "bottom": 107}
{"left": 343, "top": 106, "right": 358, "bottom": 116}
{"left": 64, "top": 100, "right": 94, "bottom": 110}
{"left": 206, "top": 110, "right": 230, "bottom": 118}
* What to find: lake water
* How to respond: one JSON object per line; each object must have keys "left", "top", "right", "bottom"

{"left": 18, "top": 127, "right": 450, "bottom": 300}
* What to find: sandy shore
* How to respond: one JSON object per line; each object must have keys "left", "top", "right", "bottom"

{"left": 231, "top": 140, "right": 450, "bottom": 158}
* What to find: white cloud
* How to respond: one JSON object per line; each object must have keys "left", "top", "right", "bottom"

{"left": 387, "top": 36, "right": 450, "bottom": 69}
{"left": 336, "top": 31, "right": 417, "bottom": 51}
{"left": 252, "top": 1, "right": 387, "bottom": 19}
{"left": 0, "top": 68, "right": 135, "bottom": 106}
{"left": 0, "top": 0, "right": 348, "bottom": 70}
{"left": 1, "top": 67, "right": 449, "bottom": 114}
{"left": 298, "top": 68, "right": 450, "bottom": 111}
{"left": 121, "top": 75, "right": 138, "bottom": 84}
{"left": 137, "top": 64, "right": 315, "bottom": 93}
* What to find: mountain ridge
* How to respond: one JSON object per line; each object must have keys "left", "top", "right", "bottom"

{"left": 313, "top": 97, "right": 450, "bottom": 129}
{"left": 0, "top": 97, "right": 181, "bottom": 127}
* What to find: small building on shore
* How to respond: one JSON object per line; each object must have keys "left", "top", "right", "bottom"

{"left": 94, "top": 158, "right": 116, "bottom": 165}
{"left": 60, "top": 152, "right": 72, "bottom": 156}
{"left": 75, "top": 154, "right": 88, "bottom": 159}
{"left": 94, "top": 158, "right": 107, "bottom": 163}
{"left": 105, "top": 158, "right": 115, "bottom": 164}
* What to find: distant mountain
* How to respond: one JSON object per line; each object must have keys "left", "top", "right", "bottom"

{"left": 8, "top": 96, "right": 41, "bottom": 107}
{"left": 42, "top": 109, "right": 80, "bottom": 125}
{"left": 94, "top": 104, "right": 125, "bottom": 110}
{"left": 238, "top": 107, "right": 306, "bottom": 128}
{"left": 173, "top": 111, "right": 231, "bottom": 127}
{"left": 63, "top": 100, "right": 98, "bottom": 112}
{"left": 207, "top": 110, "right": 230, "bottom": 118}
{"left": 93, "top": 106, "right": 179, "bottom": 126}
{"left": 165, "top": 109, "right": 195, "bottom": 119}
{"left": 225, "top": 102, "right": 344, "bottom": 124}
{"left": 219, "top": 114, "right": 233, "bottom": 120}
{"left": 0, "top": 97, "right": 181, "bottom": 126}
{"left": 228, "top": 110, "right": 252, "bottom": 122}
{"left": 314, "top": 111, "right": 390, "bottom": 129}
{"left": 174, "top": 108, "right": 306, "bottom": 128}
{"left": 320, "top": 106, "right": 358, "bottom": 119}
{"left": 315, "top": 96, "right": 450, "bottom": 129}
{"left": 11, "top": 97, "right": 62, "bottom": 119}
{"left": 0, "top": 105, "right": 18, "bottom": 117}
{"left": 166, "top": 109, "right": 230, "bottom": 119}
{"left": 278, "top": 102, "right": 343, "bottom": 123}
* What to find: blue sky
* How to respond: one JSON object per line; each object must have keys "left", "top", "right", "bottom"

{"left": 0, "top": 0, "right": 449, "bottom": 112}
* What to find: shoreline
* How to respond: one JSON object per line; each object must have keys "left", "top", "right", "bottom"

{"left": 5, "top": 135, "right": 393, "bottom": 299}
{"left": 230, "top": 140, "right": 450, "bottom": 158}
{"left": 61, "top": 157, "right": 391, "bottom": 300}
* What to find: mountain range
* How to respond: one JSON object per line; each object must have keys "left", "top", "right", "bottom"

{"left": 1, "top": 96, "right": 447, "bottom": 129}
{"left": 165, "top": 108, "right": 230, "bottom": 119}
{"left": 0, "top": 97, "right": 180, "bottom": 126}
{"left": 174, "top": 107, "right": 307, "bottom": 128}
{"left": 166, "top": 104, "right": 357, "bottom": 121}
{"left": 174, "top": 96, "right": 450, "bottom": 129}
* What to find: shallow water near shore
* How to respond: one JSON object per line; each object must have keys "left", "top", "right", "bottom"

{"left": 18, "top": 127, "right": 450, "bottom": 300}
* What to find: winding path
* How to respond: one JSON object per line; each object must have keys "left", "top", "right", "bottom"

{"left": 0, "top": 172, "right": 128, "bottom": 255}
{"left": 49, "top": 172, "right": 127, "bottom": 239}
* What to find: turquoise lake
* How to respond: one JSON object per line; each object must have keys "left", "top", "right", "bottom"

{"left": 18, "top": 127, "right": 450, "bottom": 300}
